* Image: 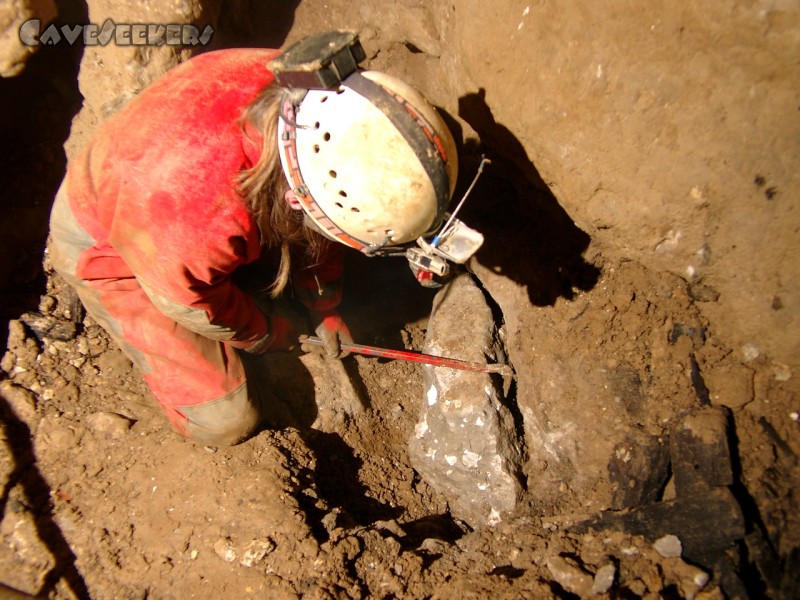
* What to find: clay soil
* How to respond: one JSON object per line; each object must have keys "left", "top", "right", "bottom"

{"left": 5, "top": 240, "right": 772, "bottom": 600}
{"left": 1, "top": 4, "right": 799, "bottom": 600}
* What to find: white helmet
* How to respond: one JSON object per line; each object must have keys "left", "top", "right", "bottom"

{"left": 276, "top": 70, "right": 458, "bottom": 253}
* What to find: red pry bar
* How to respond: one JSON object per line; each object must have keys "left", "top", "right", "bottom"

{"left": 299, "top": 335, "right": 513, "bottom": 376}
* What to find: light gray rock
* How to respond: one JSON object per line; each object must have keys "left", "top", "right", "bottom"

{"left": 213, "top": 537, "right": 237, "bottom": 563}
{"left": 654, "top": 534, "right": 683, "bottom": 558}
{"left": 592, "top": 563, "right": 617, "bottom": 595}
{"left": 239, "top": 538, "right": 276, "bottom": 568}
{"left": 84, "top": 411, "right": 134, "bottom": 438}
{"left": 408, "top": 274, "right": 523, "bottom": 528}
{"left": 545, "top": 554, "right": 593, "bottom": 596}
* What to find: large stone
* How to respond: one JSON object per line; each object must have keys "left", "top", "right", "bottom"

{"left": 0, "top": 0, "right": 57, "bottom": 77}
{"left": 408, "top": 274, "right": 523, "bottom": 528}
{"left": 65, "top": 0, "right": 213, "bottom": 159}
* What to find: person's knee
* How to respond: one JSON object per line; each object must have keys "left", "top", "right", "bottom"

{"left": 178, "top": 384, "right": 261, "bottom": 446}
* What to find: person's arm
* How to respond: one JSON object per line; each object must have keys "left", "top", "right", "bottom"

{"left": 293, "top": 243, "right": 353, "bottom": 358}
{"left": 112, "top": 192, "right": 286, "bottom": 354}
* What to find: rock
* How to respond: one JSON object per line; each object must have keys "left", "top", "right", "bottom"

{"left": 95, "top": 350, "right": 132, "bottom": 377}
{"left": 34, "top": 415, "right": 81, "bottom": 452}
{"left": 522, "top": 351, "right": 667, "bottom": 511}
{"left": 84, "top": 412, "right": 134, "bottom": 438}
{"left": 741, "top": 343, "right": 760, "bottom": 363}
{"left": 704, "top": 364, "right": 754, "bottom": 409}
{"left": 608, "top": 430, "right": 671, "bottom": 510}
{"left": 408, "top": 274, "right": 523, "bottom": 528}
{"left": 574, "top": 487, "right": 745, "bottom": 570}
{"left": 19, "top": 312, "right": 77, "bottom": 342}
{"left": 545, "top": 554, "right": 593, "bottom": 596}
{"left": 654, "top": 534, "right": 683, "bottom": 558}
{"left": 239, "top": 539, "right": 276, "bottom": 568}
{"left": 418, "top": 538, "right": 451, "bottom": 555}
{"left": 0, "top": 487, "right": 55, "bottom": 593}
{"left": 676, "top": 564, "right": 710, "bottom": 600}
{"left": 213, "top": 538, "right": 237, "bottom": 563}
{"left": 591, "top": 563, "right": 617, "bottom": 595}
{"left": 0, "top": 381, "right": 38, "bottom": 429}
{"left": 669, "top": 407, "right": 733, "bottom": 495}
{"left": 0, "top": 0, "right": 57, "bottom": 77}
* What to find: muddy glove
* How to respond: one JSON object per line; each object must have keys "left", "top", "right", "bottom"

{"left": 301, "top": 310, "right": 353, "bottom": 359}
{"left": 244, "top": 315, "right": 298, "bottom": 355}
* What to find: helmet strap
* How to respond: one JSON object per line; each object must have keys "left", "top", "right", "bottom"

{"left": 343, "top": 73, "right": 452, "bottom": 217}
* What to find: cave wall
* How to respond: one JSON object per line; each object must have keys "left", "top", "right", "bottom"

{"left": 0, "top": 0, "right": 56, "bottom": 77}
{"left": 272, "top": 0, "right": 800, "bottom": 377}
{"left": 437, "top": 0, "right": 800, "bottom": 373}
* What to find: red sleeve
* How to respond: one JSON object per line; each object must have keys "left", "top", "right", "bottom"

{"left": 108, "top": 188, "right": 269, "bottom": 350}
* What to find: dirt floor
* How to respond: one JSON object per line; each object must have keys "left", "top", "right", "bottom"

{"left": 1, "top": 2, "right": 799, "bottom": 599}
{"left": 3, "top": 242, "right": 765, "bottom": 600}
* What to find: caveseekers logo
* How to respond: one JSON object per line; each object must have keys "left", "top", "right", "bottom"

{"left": 19, "top": 18, "right": 214, "bottom": 47}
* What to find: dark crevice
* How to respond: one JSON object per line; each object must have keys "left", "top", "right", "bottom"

{"left": 466, "top": 268, "right": 529, "bottom": 477}
{"left": 452, "top": 95, "right": 601, "bottom": 307}
{"left": 725, "top": 411, "right": 780, "bottom": 597}
{"left": 689, "top": 354, "right": 711, "bottom": 406}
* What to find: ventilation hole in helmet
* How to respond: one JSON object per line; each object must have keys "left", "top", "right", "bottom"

{"left": 336, "top": 87, "right": 345, "bottom": 95}
{"left": 323, "top": 132, "right": 331, "bottom": 142}
{"left": 351, "top": 207, "right": 360, "bottom": 213}
{"left": 335, "top": 202, "right": 344, "bottom": 209}
{"left": 320, "top": 96, "right": 328, "bottom": 103}
{"left": 313, "top": 144, "right": 320, "bottom": 153}
{"left": 338, "top": 190, "right": 348, "bottom": 198}
{"left": 329, "top": 170, "right": 337, "bottom": 178}
{"left": 314, "top": 121, "right": 320, "bottom": 129}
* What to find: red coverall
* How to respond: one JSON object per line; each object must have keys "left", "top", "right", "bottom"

{"left": 49, "top": 49, "right": 342, "bottom": 444}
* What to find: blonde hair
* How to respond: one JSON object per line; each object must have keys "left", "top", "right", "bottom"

{"left": 238, "top": 84, "right": 330, "bottom": 297}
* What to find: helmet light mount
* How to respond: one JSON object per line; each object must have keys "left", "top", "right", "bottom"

{"left": 269, "top": 31, "right": 487, "bottom": 287}
{"left": 268, "top": 30, "right": 366, "bottom": 91}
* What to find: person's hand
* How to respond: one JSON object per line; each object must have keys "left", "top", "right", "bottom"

{"left": 244, "top": 315, "right": 298, "bottom": 355}
{"left": 301, "top": 310, "right": 353, "bottom": 359}
{"left": 266, "top": 315, "right": 299, "bottom": 351}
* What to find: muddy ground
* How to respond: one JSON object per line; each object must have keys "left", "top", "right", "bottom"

{"left": 1, "top": 1, "right": 799, "bottom": 599}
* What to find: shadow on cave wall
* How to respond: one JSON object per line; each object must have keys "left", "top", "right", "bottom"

{"left": 205, "top": 0, "right": 301, "bottom": 50}
{"left": 454, "top": 89, "right": 600, "bottom": 306}
{"left": 0, "top": 4, "right": 88, "bottom": 599}
{"left": 0, "top": 0, "right": 86, "bottom": 327}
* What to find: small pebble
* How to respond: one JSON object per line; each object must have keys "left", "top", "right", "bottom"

{"left": 592, "top": 563, "right": 617, "bottom": 595}
{"left": 213, "top": 538, "right": 237, "bottom": 563}
{"left": 741, "top": 343, "right": 760, "bottom": 363}
{"left": 84, "top": 412, "right": 134, "bottom": 437}
{"left": 654, "top": 534, "right": 682, "bottom": 558}
{"left": 239, "top": 539, "right": 275, "bottom": 568}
